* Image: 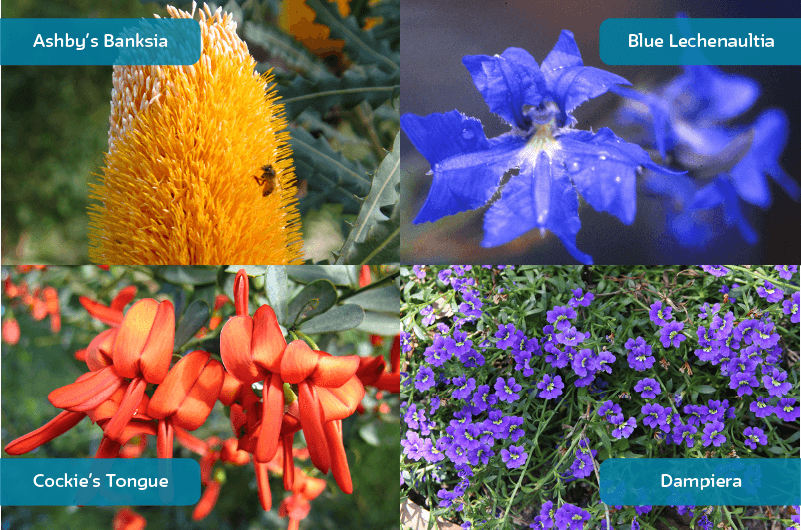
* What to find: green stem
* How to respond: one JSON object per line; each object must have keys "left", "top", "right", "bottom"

{"left": 296, "top": 331, "right": 319, "bottom": 350}
{"left": 339, "top": 271, "right": 399, "bottom": 302}
{"left": 500, "top": 445, "right": 537, "bottom": 529}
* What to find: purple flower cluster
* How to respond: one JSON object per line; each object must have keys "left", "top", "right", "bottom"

{"left": 625, "top": 336, "right": 654, "bottom": 371}
{"left": 530, "top": 501, "right": 590, "bottom": 530}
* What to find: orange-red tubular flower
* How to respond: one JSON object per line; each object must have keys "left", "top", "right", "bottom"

{"left": 220, "top": 300, "right": 286, "bottom": 464}
{"left": 192, "top": 479, "right": 222, "bottom": 521}
{"left": 113, "top": 507, "right": 147, "bottom": 530}
{"left": 80, "top": 285, "right": 137, "bottom": 327}
{"left": 2, "top": 318, "right": 21, "bottom": 345}
{"left": 4, "top": 410, "right": 87, "bottom": 455}
{"left": 148, "top": 350, "right": 224, "bottom": 458}
{"left": 102, "top": 298, "right": 175, "bottom": 442}
{"left": 280, "top": 340, "right": 364, "bottom": 493}
{"left": 279, "top": 471, "right": 328, "bottom": 530}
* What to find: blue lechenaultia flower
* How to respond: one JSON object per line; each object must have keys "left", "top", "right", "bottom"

{"left": 401, "top": 30, "right": 681, "bottom": 264}
{"left": 612, "top": 65, "right": 800, "bottom": 247}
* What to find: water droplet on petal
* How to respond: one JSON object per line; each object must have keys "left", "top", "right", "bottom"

{"left": 599, "top": 155, "right": 607, "bottom": 161}
{"left": 615, "top": 176, "right": 621, "bottom": 183}
{"left": 462, "top": 128, "right": 474, "bottom": 140}
{"left": 567, "top": 160, "right": 581, "bottom": 174}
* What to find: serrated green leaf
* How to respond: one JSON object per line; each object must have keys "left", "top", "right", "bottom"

{"left": 264, "top": 266, "right": 289, "bottom": 326}
{"left": 336, "top": 133, "right": 399, "bottom": 264}
{"left": 306, "top": 0, "right": 399, "bottom": 74}
{"left": 280, "top": 66, "right": 398, "bottom": 121}
{"left": 299, "top": 304, "right": 364, "bottom": 333}
{"left": 290, "top": 126, "right": 371, "bottom": 212}
{"left": 244, "top": 22, "right": 329, "bottom": 78}
{"left": 287, "top": 279, "right": 338, "bottom": 325}
{"left": 174, "top": 300, "right": 211, "bottom": 348}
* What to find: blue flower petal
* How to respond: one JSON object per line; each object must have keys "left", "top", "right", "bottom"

{"left": 680, "top": 66, "right": 760, "bottom": 122}
{"left": 406, "top": 119, "right": 526, "bottom": 224}
{"left": 462, "top": 48, "right": 546, "bottom": 130}
{"left": 730, "top": 109, "right": 800, "bottom": 208}
{"left": 481, "top": 151, "right": 592, "bottom": 264}
{"left": 692, "top": 177, "right": 758, "bottom": 244}
{"left": 540, "top": 31, "right": 630, "bottom": 122}
{"left": 558, "top": 128, "right": 681, "bottom": 225}
{"left": 401, "top": 110, "right": 490, "bottom": 166}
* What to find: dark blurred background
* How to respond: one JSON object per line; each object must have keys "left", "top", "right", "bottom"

{"left": 400, "top": 0, "right": 801, "bottom": 264}
{"left": 1, "top": 0, "right": 156, "bottom": 264}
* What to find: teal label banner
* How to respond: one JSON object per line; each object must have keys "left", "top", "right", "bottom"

{"left": 600, "top": 18, "right": 801, "bottom": 65}
{"left": 600, "top": 458, "right": 801, "bottom": 506}
{"left": 0, "top": 18, "right": 200, "bottom": 65}
{"left": 0, "top": 458, "right": 200, "bottom": 505}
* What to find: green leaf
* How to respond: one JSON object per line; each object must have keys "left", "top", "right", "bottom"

{"left": 306, "top": 0, "right": 399, "bottom": 74}
{"left": 346, "top": 285, "right": 399, "bottom": 314}
{"left": 174, "top": 299, "right": 211, "bottom": 348}
{"left": 696, "top": 385, "right": 717, "bottom": 394}
{"left": 286, "top": 265, "right": 359, "bottom": 285}
{"left": 287, "top": 279, "right": 338, "bottom": 326}
{"left": 359, "top": 422, "right": 381, "bottom": 446}
{"left": 299, "top": 304, "right": 364, "bottom": 333}
{"left": 279, "top": 66, "right": 398, "bottom": 121}
{"left": 289, "top": 126, "right": 371, "bottom": 214}
{"left": 224, "top": 265, "right": 267, "bottom": 277}
{"left": 243, "top": 22, "right": 329, "bottom": 79}
{"left": 336, "top": 133, "right": 400, "bottom": 264}
{"left": 357, "top": 310, "right": 398, "bottom": 336}
{"left": 159, "top": 266, "right": 217, "bottom": 285}
{"left": 264, "top": 266, "right": 289, "bottom": 326}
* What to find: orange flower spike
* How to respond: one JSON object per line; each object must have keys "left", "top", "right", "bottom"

{"left": 48, "top": 366, "right": 124, "bottom": 412}
{"left": 4, "top": 410, "right": 86, "bottom": 455}
{"left": 358, "top": 265, "right": 371, "bottom": 287}
{"left": 113, "top": 507, "right": 147, "bottom": 530}
{"left": 103, "top": 299, "right": 175, "bottom": 442}
{"left": 148, "top": 350, "right": 224, "bottom": 458}
{"left": 80, "top": 285, "right": 137, "bottom": 327}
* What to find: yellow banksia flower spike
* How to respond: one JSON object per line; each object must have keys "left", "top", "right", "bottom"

{"left": 88, "top": 2, "right": 304, "bottom": 264}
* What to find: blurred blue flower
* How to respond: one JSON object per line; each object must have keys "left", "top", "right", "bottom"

{"left": 401, "top": 30, "right": 678, "bottom": 264}
{"left": 613, "top": 64, "right": 799, "bottom": 247}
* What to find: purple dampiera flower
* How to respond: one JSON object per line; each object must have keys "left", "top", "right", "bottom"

{"left": 414, "top": 366, "right": 436, "bottom": 392}
{"left": 660, "top": 321, "right": 686, "bottom": 348}
{"left": 495, "top": 323, "right": 521, "bottom": 349}
{"left": 568, "top": 288, "right": 594, "bottom": 307}
{"left": 554, "top": 503, "right": 591, "bottom": 530}
{"left": 634, "top": 378, "right": 662, "bottom": 398}
{"left": 756, "top": 280, "right": 784, "bottom": 303}
{"left": 626, "top": 336, "right": 655, "bottom": 371}
{"left": 612, "top": 416, "right": 636, "bottom": 439}
{"left": 494, "top": 376, "right": 523, "bottom": 403}
{"left": 774, "top": 265, "right": 798, "bottom": 280}
{"left": 642, "top": 403, "right": 669, "bottom": 430}
{"left": 775, "top": 398, "right": 799, "bottom": 421}
{"left": 501, "top": 444, "right": 528, "bottom": 469}
{"left": 672, "top": 423, "right": 697, "bottom": 448}
{"left": 546, "top": 305, "right": 577, "bottom": 332}
{"left": 783, "top": 291, "right": 799, "bottom": 324}
{"left": 452, "top": 376, "right": 476, "bottom": 400}
{"left": 743, "top": 426, "right": 767, "bottom": 449}
{"left": 538, "top": 374, "right": 564, "bottom": 399}
{"left": 701, "top": 265, "right": 730, "bottom": 277}
{"left": 649, "top": 301, "right": 673, "bottom": 326}
{"left": 750, "top": 396, "right": 775, "bottom": 418}
{"left": 702, "top": 421, "right": 727, "bottom": 447}
{"left": 599, "top": 400, "right": 624, "bottom": 424}
{"left": 762, "top": 367, "right": 792, "bottom": 398}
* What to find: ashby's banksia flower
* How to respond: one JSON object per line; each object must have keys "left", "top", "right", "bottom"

{"left": 88, "top": 3, "right": 303, "bottom": 264}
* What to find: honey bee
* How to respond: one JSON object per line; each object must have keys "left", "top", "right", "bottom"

{"left": 254, "top": 164, "right": 277, "bottom": 197}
